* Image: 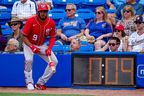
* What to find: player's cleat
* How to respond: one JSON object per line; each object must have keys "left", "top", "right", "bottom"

{"left": 27, "top": 83, "right": 34, "bottom": 90}
{"left": 35, "top": 84, "right": 47, "bottom": 90}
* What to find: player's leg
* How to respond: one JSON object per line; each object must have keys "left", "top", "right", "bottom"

{"left": 35, "top": 45, "right": 58, "bottom": 90}
{"left": 23, "top": 43, "right": 34, "bottom": 90}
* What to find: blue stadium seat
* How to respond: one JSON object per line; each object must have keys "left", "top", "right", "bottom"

{"left": 63, "top": 45, "right": 71, "bottom": 53}
{"left": 79, "top": 41, "right": 94, "bottom": 52}
{"left": 0, "top": 8, "right": 11, "bottom": 25}
{"left": 53, "top": 0, "right": 82, "bottom": 9}
{"left": 81, "top": 0, "right": 107, "bottom": 11}
{"left": 106, "top": 9, "right": 116, "bottom": 14}
{"left": 111, "top": 0, "right": 125, "bottom": 8}
{"left": 0, "top": 0, "right": 2, "bottom": 5}
{"left": 76, "top": 9, "right": 95, "bottom": 23}
{"left": 1, "top": 0, "right": 18, "bottom": 5}
{"left": 1, "top": 25, "right": 12, "bottom": 36}
{"left": 52, "top": 41, "right": 64, "bottom": 54}
{"left": 139, "top": 0, "right": 144, "bottom": 5}
{"left": 48, "top": 9, "right": 66, "bottom": 26}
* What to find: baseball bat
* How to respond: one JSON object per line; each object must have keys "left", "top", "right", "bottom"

{"left": 48, "top": 56, "right": 56, "bottom": 73}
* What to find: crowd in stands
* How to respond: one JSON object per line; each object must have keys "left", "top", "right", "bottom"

{"left": 0, "top": 0, "right": 144, "bottom": 53}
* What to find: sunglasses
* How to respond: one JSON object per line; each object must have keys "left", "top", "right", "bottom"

{"left": 65, "top": 9, "right": 73, "bottom": 12}
{"left": 123, "top": 10, "right": 131, "bottom": 13}
{"left": 109, "top": 43, "right": 116, "bottom": 46}
{"left": 115, "top": 30, "right": 121, "bottom": 32}
{"left": 135, "top": 22, "right": 143, "bottom": 24}
{"left": 10, "top": 23, "right": 18, "bottom": 26}
{"left": 39, "top": 10, "right": 48, "bottom": 13}
{"left": 95, "top": 12, "right": 102, "bottom": 14}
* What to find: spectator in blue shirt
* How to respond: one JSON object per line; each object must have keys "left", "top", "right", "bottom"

{"left": 116, "top": 0, "right": 143, "bottom": 20}
{"left": 85, "top": 6, "right": 113, "bottom": 50}
{"left": 57, "top": 3, "right": 86, "bottom": 45}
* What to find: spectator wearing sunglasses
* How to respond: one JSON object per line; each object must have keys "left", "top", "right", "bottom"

{"left": 6, "top": 17, "right": 23, "bottom": 51}
{"left": 95, "top": 37, "right": 121, "bottom": 52}
{"left": 117, "top": 5, "right": 137, "bottom": 36}
{"left": 57, "top": 3, "right": 86, "bottom": 45}
{"left": 116, "top": 0, "right": 143, "bottom": 20}
{"left": 113, "top": 24, "right": 129, "bottom": 51}
{"left": 128, "top": 15, "right": 144, "bottom": 52}
{"left": 85, "top": 6, "right": 112, "bottom": 51}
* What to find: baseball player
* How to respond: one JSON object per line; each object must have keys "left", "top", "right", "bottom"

{"left": 22, "top": 3, "right": 58, "bottom": 90}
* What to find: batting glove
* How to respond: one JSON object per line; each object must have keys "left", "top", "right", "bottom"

{"left": 46, "top": 49, "right": 51, "bottom": 56}
{"left": 30, "top": 45, "right": 40, "bottom": 53}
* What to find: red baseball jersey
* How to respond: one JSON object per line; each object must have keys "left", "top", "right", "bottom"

{"left": 22, "top": 15, "right": 56, "bottom": 46}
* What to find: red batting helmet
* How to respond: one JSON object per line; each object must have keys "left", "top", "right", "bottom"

{"left": 115, "top": 24, "right": 124, "bottom": 31}
{"left": 38, "top": 3, "right": 49, "bottom": 12}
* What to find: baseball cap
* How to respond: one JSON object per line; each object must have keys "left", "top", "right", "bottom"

{"left": 115, "top": 24, "right": 124, "bottom": 31}
{"left": 38, "top": 3, "right": 49, "bottom": 12}
{"left": 134, "top": 15, "right": 144, "bottom": 24}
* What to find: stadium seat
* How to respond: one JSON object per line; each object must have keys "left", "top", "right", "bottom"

{"left": 1, "top": 0, "right": 18, "bottom": 5}
{"left": 53, "top": 0, "right": 82, "bottom": 9}
{"left": 48, "top": 9, "right": 66, "bottom": 26}
{"left": 63, "top": 45, "right": 71, "bottom": 53}
{"left": 106, "top": 9, "right": 116, "bottom": 14}
{"left": 81, "top": 0, "right": 107, "bottom": 11}
{"left": 76, "top": 9, "right": 95, "bottom": 23}
{"left": 79, "top": 41, "right": 94, "bottom": 52}
{"left": 0, "top": 8, "right": 11, "bottom": 25}
{"left": 139, "top": 0, "right": 144, "bottom": 5}
{"left": 111, "top": 0, "right": 125, "bottom": 8}
{"left": 1, "top": 25, "right": 12, "bottom": 36}
{"left": 52, "top": 41, "right": 64, "bottom": 54}
{"left": 0, "top": 0, "right": 18, "bottom": 8}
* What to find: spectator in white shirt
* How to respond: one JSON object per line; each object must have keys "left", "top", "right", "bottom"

{"left": 11, "top": 0, "right": 36, "bottom": 23}
{"left": 128, "top": 15, "right": 144, "bottom": 52}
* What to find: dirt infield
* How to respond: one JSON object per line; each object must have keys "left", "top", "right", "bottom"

{"left": 0, "top": 87, "right": 144, "bottom": 96}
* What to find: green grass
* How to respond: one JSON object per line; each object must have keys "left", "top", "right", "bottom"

{"left": 0, "top": 93, "right": 93, "bottom": 96}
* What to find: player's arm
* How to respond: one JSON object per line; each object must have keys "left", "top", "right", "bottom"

{"left": 22, "top": 35, "right": 32, "bottom": 47}
{"left": 46, "top": 20, "right": 56, "bottom": 56}
{"left": 22, "top": 35, "right": 40, "bottom": 53}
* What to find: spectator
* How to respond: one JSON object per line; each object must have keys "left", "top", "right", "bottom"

{"left": 4, "top": 38, "right": 20, "bottom": 53}
{"left": 107, "top": 13, "right": 116, "bottom": 30}
{"left": 116, "top": 0, "right": 143, "bottom": 20}
{"left": 128, "top": 15, "right": 144, "bottom": 52}
{"left": 117, "top": 5, "right": 137, "bottom": 36}
{"left": 96, "top": 37, "right": 121, "bottom": 52}
{"left": 85, "top": 6, "right": 113, "bottom": 50}
{"left": 7, "top": 17, "right": 23, "bottom": 51}
{"left": 113, "top": 24, "right": 129, "bottom": 51}
{"left": 57, "top": 3, "right": 86, "bottom": 45}
{"left": 0, "top": 25, "right": 7, "bottom": 51}
{"left": 11, "top": 0, "right": 36, "bottom": 24}
{"left": 70, "top": 38, "right": 81, "bottom": 51}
